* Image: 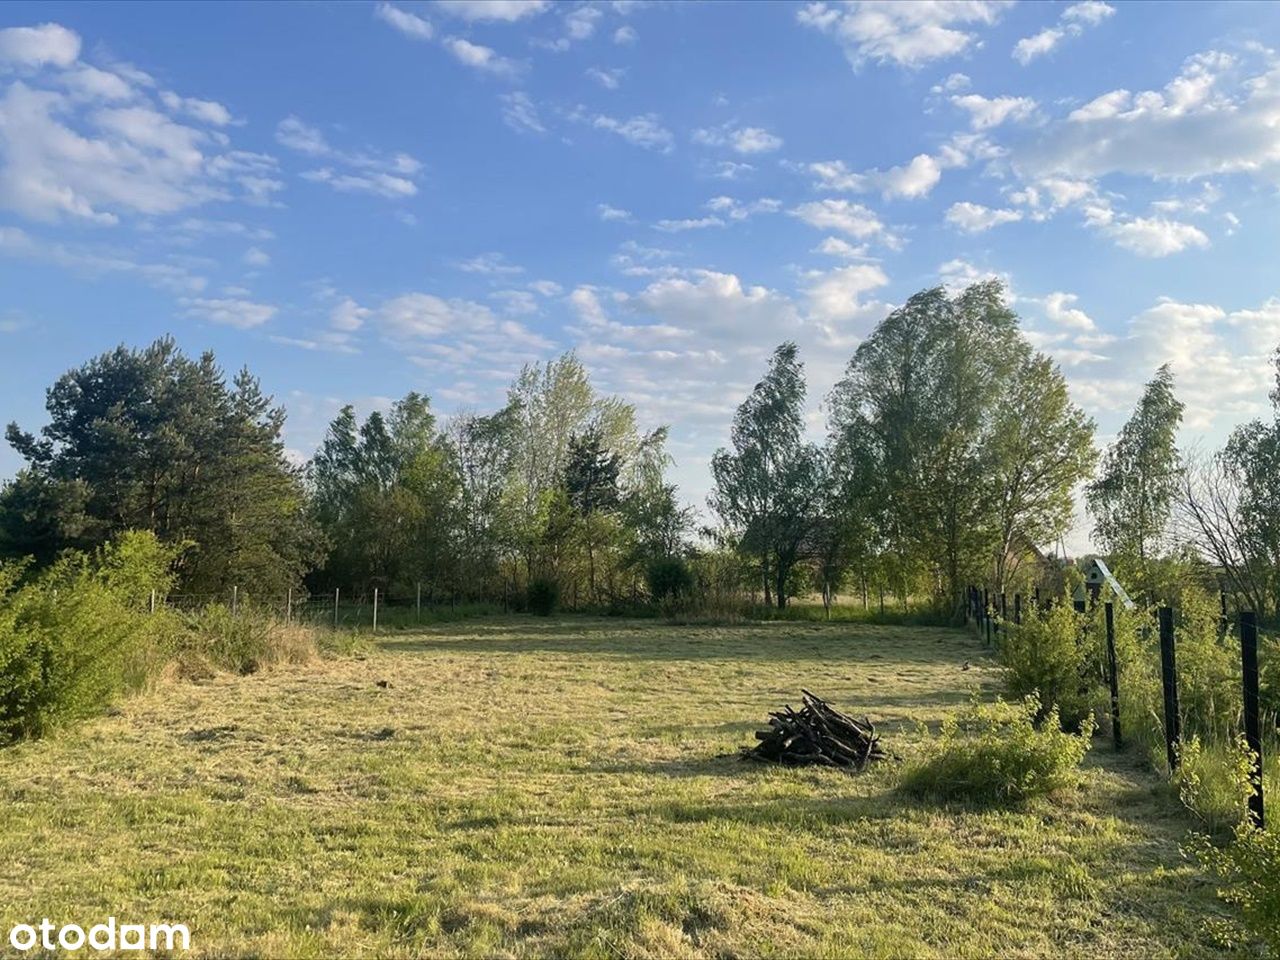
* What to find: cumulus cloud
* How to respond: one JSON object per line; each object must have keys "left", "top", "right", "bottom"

{"left": 276, "top": 115, "right": 420, "bottom": 199}
{"left": 796, "top": 1, "right": 1012, "bottom": 69}
{"left": 587, "top": 111, "right": 674, "bottom": 152}
{"left": 945, "top": 201, "right": 1023, "bottom": 232}
{"left": 1012, "top": 1, "right": 1114, "bottom": 65}
{"left": 693, "top": 123, "right": 783, "bottom": 155}
{"left": 808, "top": 153, "right": 942, "bottom": 199}
{"left": 374, "top": 3, "right": 435, "bottom": 40}
{"left": 443, "top": 37, "right": 520, "bottom": 77}
{"left": 0, "top": 23, "right": 80, "bottom": 68}
{"left": 1103, "top": 216, "right": 1208, "bottom": 257}
{"left": 435, "top": 0, "right": 550, "bottom": 22}
{"left": 790, "top": 199, "right": 886, "bottom": 239}
{"left": 951, "top": 93, "right": 1037, "bottom": 129}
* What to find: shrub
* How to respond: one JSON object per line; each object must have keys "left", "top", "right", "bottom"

{"left": 646, "top": 557, "right": 693, "bottom": 603}
{"left": 998, "top": 602, "right": 1097, "bottom": 731}
{"left": 1185, "top": 740, "right": 1280, "bottom": 954}
{"left": 900, "top": 696, "right": 1093, "bottom": 805}
{"left": 174, "top": 603, "right": 315, "bottom": 676}
{"left": 0, "top": 531, "right": 180, "bottom": 744}
{"left": 527, "top": 577, "right": 560, "bottom": 617}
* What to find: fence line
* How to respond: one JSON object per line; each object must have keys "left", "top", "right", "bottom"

{"left": 966, "top": 583, "right": 1266, "bottom": 827}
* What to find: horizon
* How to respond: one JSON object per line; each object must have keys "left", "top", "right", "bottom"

{"left": 4, "top": 1, "right": 1280, "bottom": 556}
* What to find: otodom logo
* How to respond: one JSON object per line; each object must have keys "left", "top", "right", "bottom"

{"left": 8, "top": 918, "right": 190, "bottom": 953}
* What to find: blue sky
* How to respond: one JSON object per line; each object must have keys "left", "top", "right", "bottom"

{"left": 2, "top": 1, "right": 1280, "bottom": 552}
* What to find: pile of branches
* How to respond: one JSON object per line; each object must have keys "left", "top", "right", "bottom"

{"left": 742, "top": 690, "right": 885, "bottom": 770}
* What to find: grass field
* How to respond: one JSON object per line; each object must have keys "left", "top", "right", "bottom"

{"left": 0, "top": 618, "right": 1233, "bottom": 957}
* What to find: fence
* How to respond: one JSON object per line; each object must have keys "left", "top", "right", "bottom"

{"left": 162, "top": 584, "right": 510, "bottom": 633}
{"left": 965, "top": 584, "right": 1268, "bottom": 828}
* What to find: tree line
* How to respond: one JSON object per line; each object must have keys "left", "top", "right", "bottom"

{"left": 0, "top": 279, "right": 1270, "bottom": 618}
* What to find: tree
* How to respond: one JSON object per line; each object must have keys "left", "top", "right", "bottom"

{"left": 988, "top": 353, "right": 1097, "bottom": 594}
{"left": 1, "top": 338, "right": 319, "bottom": 596}
{"left": 1087, "top": 364, "right": 1184, "bottom": 597}
{"left": 711, "top": 342, "right": 824, "bottom": 608}
{"left": 564, "top": 428, "right": 621, "bottom": 603}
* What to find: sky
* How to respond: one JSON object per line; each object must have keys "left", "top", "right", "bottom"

{"left": 2, "top": 0, "right": 1280, "bottom": 554}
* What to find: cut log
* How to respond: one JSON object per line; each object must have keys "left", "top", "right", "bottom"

{"left": 741, "top": 691, "right": 885, "bottom": 771}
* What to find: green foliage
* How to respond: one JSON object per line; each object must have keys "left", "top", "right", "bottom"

{"left": 527, "top": 577, "right": 560, "bottom": 617}
{"left": 1, "top": 338, "right": 320, "bottom": 597}
{"left": 998, "top": 603, "right": 1097, "bottom": 731}
{"left": 1087, "top": 364, "right": 1184, "bottom": 599}
{"left": 710, "top": 342, "right": 824, "bottom": 610}
{"left": 174, "top": 604, "right": 314, "bottom": 676}
{"left": 1185, "top": 742, "right": 1280, "bottom": 954}
{"left": 900, "top": 697, "right": 1093, "bottom": 805}
{"left": 646, "top": 556, "right": 693, "bottom": 602}
{"left": 0, "top": 531, "right": 180, "bottom": 744}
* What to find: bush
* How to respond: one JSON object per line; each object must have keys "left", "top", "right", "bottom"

{"left": 0, "top": 531, "right": 180, "bottom": 744}
{"left": 998, "top": 602, "right": 1097, "bottom": 731}
{"left": 646, "top": 557, "right": 694, "bottom": 603}
{"left": 174, "top": 604, "right": 315, "bottom": 676}
{"left": 1185, "top": 741, "right": 1280, "bottom": 954}
{"left": 526, "top": 577, "right": 560, "bottom": 617}
{"left": 900, "top": 696, "right": 1093, "bottom": 805}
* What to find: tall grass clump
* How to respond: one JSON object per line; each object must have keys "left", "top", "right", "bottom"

{"left": 900, "top": 696, "right": 1092, "bottom": 806}
{"left": 0, "top": 531, "right": 179, "bottom": 744}
{"left": 174, "top": 603, "right": 315, "bottom": 676}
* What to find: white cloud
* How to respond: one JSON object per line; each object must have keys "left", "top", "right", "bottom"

{"left": 586, "top": 67, "right": 624, "bottom": 90}
{"left": 951, "top": 93, "right": 1037, "bottom": 129}
{"left": 1012, "top": 2, "right": 1113, "bottom": 65}
{"left": 808, "top": 153, "right": 942, "bottom": 199}
{"left": 181, "top": 296, "right": 276, "bottom": 329}
{"left": 797, "top": 1, "right": 1012, "bottom": 69}
{"left": 791, "top": 198, "right": 885, "bottom": 239}
{"left": 435, "top": 0, "right": 550, "bottom": 22}
{"left": 159, "top": 91, "right": 234, "bottom": 126}
{"left": 374, "top": 3, "right": 435, "bottom": 40}
{"left": 0, "top": 224, "right": 207, "bottom": 293}
{"left": 589, "top": 112, "right": 673, "bottom": 152}
{"left": 455, "top": 251, "right": 523, "bottom": 275}
{"left": 243, "top": 246, "right": 271, "bottom": 267}
{"left": 614, "top": 25, "right": 638, "bottom": 45}
{"left": 443, "top": 37, "right": 519, "bottom": 77}
{"left": 1020, "top": 48, "right": 1280, "bottom": 182}
{"left": 654, "top": 216, "right": 724, "bottom": 233}
{"left": 301, "top": 167, "right": 416, "bottom": 198}
{"left": 330, "top": 297, "right": 370, "bottom": 331}
{"left": 500, "top": 91, "right": 544, "bottom": 134}
{"left": 0, "top": 23, "right": 80, "bottom": 68}
{"left": 693, "top": 123, "right": 783, "bottom": 155}
{"left": 945, "top": 201, "right": 1023, "bottom": 232}
{"left": 814, "top": 236, "right": 870, "bottom": 259}
{"left": 597, "top": 203, "right": 631, "bottom": 222}
{"left": 275, "top": 115, "right": 329, "bottom": 155}
{"left": 805, "top": 263, "right": 889, "bottom": 323}
{"left": 1103, "top": 216, "right": 1208, "bottom": 257}
{"left": 0, "top": 82, "right": 269, "bottom": 224}
{"left": 1042, "top": 291, "right": 1095, "bottom": 331}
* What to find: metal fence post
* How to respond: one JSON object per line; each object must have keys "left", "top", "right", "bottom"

{"left": 1105, "top": 601, "right": 1121, "bottom": 750}
{"left": 373, "top": 588, "right": 379, "bottom": 635}
{"left": 286, "top": 587, "right": 292, "bottom": 624}
{"left": 334, "top": 587, "right": 340, "bottom": 629}
{"left": 416, "top": 581, "right": 422, "bottom": 623}
{"left": 1158, "top": 606, "right": 1181, "bottom": 773}
{"left": 150, "top": 588, "right": 157, "bottom": 615}
{"left": 1240, "top": 611, "right": 1265, "bottom": 828}
{"left": 232, "top": 584, "right": 238, "bottom": 616}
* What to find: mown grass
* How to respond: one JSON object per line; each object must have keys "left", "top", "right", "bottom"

{"left": 0, "top": 618, "right": 1234, "bottom": 957}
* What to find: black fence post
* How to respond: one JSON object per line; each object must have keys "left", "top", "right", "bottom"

{"left": 1220, "top": 591, "right": 1229, "bottom": 637}
{"left": 1105, "top": 602, "right": 1121, "bottom": 750}
{"left": 983, "top": 588, "right": 991, "bottom": 645}
{"left": 1014, "top": 593, "right": 1021, "bottom": 625}
{"left": 1158, "top": 606, "right": 1181, "bottom": 773}
{"left": 1240, "top": 611, "right": 1265, "bottom": 828}
{"left": 1033, "top": 585, "right": 1041, "bottom": 609}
